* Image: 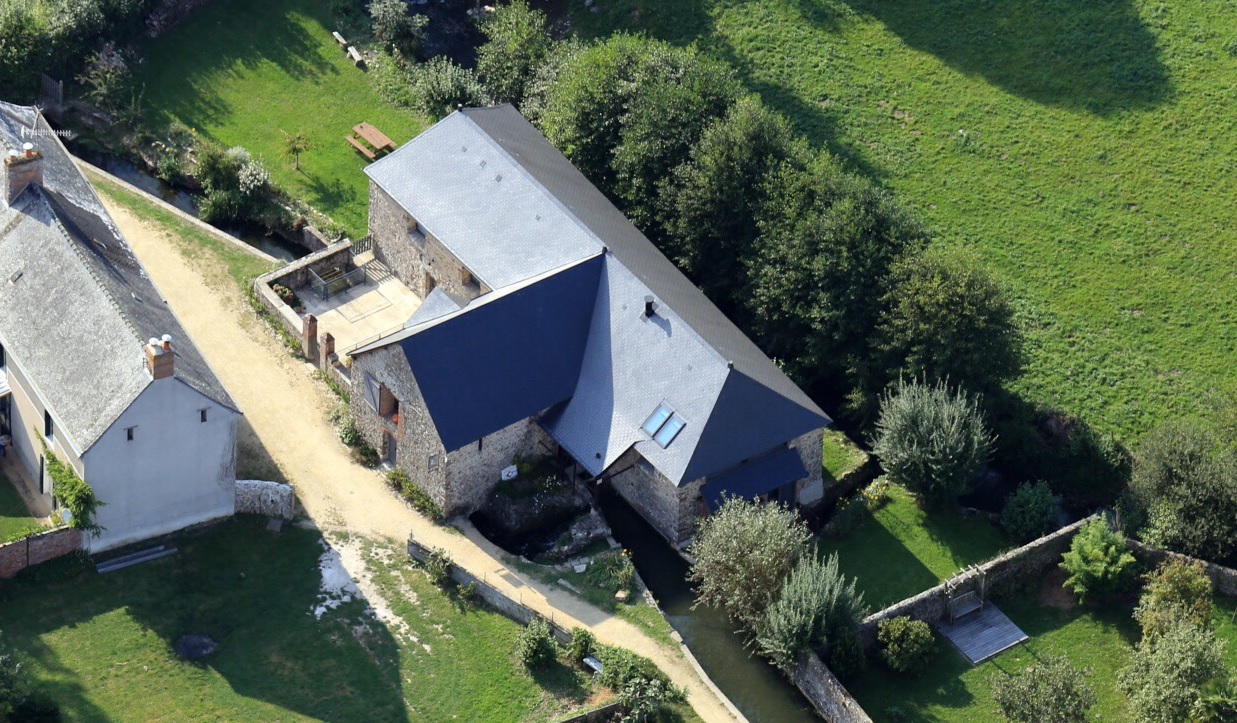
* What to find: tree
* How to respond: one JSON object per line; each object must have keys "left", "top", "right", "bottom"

{"left": 411, "top": 57, "right": 490, "bottom": 120}
{"left": 514, "top": 616, "right": 557, "bottom": 669}
{"left": 281, "top": 130, "right": 312, "bottom": 171}
{"left": 1128, "top": 420, "right": 1237, "bottom": 566}
{"left": 659, "top": 96, "right": 808, "bottom": 316}
{"left": 870, "top": 378, "right": 994, "bottom": 504}
{"left": 866, "top": 246, "right": 1022, "bottom": 408}
{"left": 747, "top": 158, "right": 928, "bottom": 393}
{"left": 991, "top": 654, "right": 1097, "bottom": 723}
{"left": 1134, "top": 558, "right": 1213, "bottom": 642}
{"left": 529, "top": 34, "right": 740, "bottom": 230}
{"left": 1059, "top": 518, "right": 1137, "bottom": 603}
{"left": 369, "top": 0, "right": 428, "bottom": 58}
{"left": 687, "top": 497, "right": 810, "bottom": 635}
{"left": 1001, "top": 481, "right": 1058, "bottom": 543}
{"left": 755, "top": 552, "right": 866, "bottom": 671}
{"left": 475, "top": 0, "right": 552, "bottom": 106}
{"left": 1119, "top": 620, "right": 1229, "bottom": 723}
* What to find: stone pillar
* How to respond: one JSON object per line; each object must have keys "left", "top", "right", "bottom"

{"left": 302, "top": 314, "right": 318, "bottom": 360}
{"left": 320, "top": 332, "right": 335, "bottom": 371}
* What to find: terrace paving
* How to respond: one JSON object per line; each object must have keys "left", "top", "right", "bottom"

{"left": 300, "top": 260, "right": 422, "bottom": 353}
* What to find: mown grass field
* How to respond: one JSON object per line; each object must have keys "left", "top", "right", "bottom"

{"left": 134, "top": 0, "right": 428, "bottom": 238}
{"left": 571, "top": 0, "right": 1237, "bottom": 442}
{"left": 0, "top": 518, "right": 613, "bottom": 721}
{"left": 819, "top": 485, "right": 1010, "bottom": 609}
{"left": 846, "top": 586, "right": 1237, "bottom": 722}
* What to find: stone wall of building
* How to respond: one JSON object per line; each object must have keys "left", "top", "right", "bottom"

{"left": 235, "top": 480, "right": 296, "bottom": 520}
{"left": 443, "top": 419, "right": 555, "bottom": 516}
{"left": 607, "top": 449, "right": 705, "bottom": 547}
{"left": 368, "top": 184, "right": 485, "bottom": 301}
{"left": 791, "top": 427, "right": 826, "bottom": 507}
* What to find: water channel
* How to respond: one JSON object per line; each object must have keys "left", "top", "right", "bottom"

{"left": 77, "top": 150, "right": 309, "bottom": 262}
{"left": 596, "top": 490, "right": 820, "bottom": 723}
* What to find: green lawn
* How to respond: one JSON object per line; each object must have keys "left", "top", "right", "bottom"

{"left": 0, "top": 473, "right": 41, "bottom": 544}
{"left": 571, "top": 0, "right": 1237, "bottom": 442}
{"left": 847, "top": 590, "right": 1237, "bottom": 722}
{"left": 822, "top": 429, "right": 868, "bottom": 482}
{"left": 0, "top": 518, "right": 612, "bottom": 721}
{"left": 134, "top": 0, "right": 428, "bottom": 238}
{"left": 820, "top": 486, "right": 1010, "bottom": 610}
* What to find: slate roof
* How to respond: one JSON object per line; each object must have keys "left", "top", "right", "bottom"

{"left": 361, "top": 255, "right": 603, "bottom": 452}
{"left": 0, "top": 101, "right": 236, "bottom": 452}
{"left": 365, "top": 112, "right": 601, "bottom": 290}
{"left": 356, "top": 106, "right": 830, "bottom": 485}
{"left": 404, "top": 287, "right": 464, "bottom": 328}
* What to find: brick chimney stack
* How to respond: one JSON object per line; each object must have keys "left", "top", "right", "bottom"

{"left": 4, "top": 143, "right": 44, "bottom": 207}
{"left": 145, "top": 335, "right": 174, "bottom": 380}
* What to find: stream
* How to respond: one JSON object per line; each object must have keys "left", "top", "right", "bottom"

{"left": 596, "top": 490, "right": 820, "bottom": 723}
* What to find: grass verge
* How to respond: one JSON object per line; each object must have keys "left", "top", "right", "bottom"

{"left": 0, "top": 473, "right": 42, "bottom": 544}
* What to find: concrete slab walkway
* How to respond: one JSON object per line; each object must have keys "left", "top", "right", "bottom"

{"left": 93, "top": 176, "right": 741, "bottom": 723}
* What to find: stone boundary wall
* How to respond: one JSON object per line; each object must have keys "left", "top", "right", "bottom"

{"left": 1126, "top": 539, "right": 1237, "bottom": 597}
{"left": 858, "top": 515, "right": 1097, "bottom": 645}
{"left": 253, "top": 241, "right": 354, "bottom": 340}
{"left": 0, "top": 527, "right": 84, "bottom": 579}
{"left": 556, "top": 703, "right": 624, "bottom": 722}
{"left": 793, "top": 652, "right": 873, "bottom": 723}
{"left": 408, "top": 533, "right": 573, "bottom": 644}
{"left": 235, "top": 480, "right": 296, "bottom": 520}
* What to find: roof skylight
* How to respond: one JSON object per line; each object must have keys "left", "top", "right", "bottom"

{"left": 642, "top": 402, "right": 687, "bottom": 448}
{"left": 641, "top": 404, "right": 672, "bottom": 436}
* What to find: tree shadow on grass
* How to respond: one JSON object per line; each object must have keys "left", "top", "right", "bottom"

{"left": 303, "top": 171, "right": 362, "bottom": 212}
{"left": 820, "top": 509, "right": 942, "bottom": 610}
{"left": 0, "top": 518, "right": 410, "bottom": 722}
{"left": 834, "top": 0, "right": 1173, "bottom": 115}
{"left": 137, "top": 0, "right": 343, "bottom": 131}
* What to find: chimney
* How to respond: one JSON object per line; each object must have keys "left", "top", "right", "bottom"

{"left": 145, "top": 335, "right": 174, "bottom": 380}
{"left": 4, "top": 143, "right": 43, "bottom": 206}
{"left": 644, "top": 295, "right": 657, "bottom": 318}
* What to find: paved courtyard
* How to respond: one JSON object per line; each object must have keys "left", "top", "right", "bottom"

{"left": 300, "top": 260, "right": 421, "bottom": 353}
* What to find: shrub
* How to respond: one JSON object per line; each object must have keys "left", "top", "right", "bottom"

{"left": 584, "top": 550, "right": 636, "bottom": 596}
{"left": 567, "top": 627, "right": 596, "bottom": 667}
{"left": 1128, "top": 420, "right": 1237, "bottom": 566}
{"left": 991, "top": 654, "right": 1097, "bottom": 723}
{"left": 1119, "top": 620, "right": 1229, "bottom": 723}
{"left": 353, "top": 444, "right": 380, "bottom": 468}
{"left": 1134, "top": 558, "right": 1213, "bottom": 642}
{"left": 155, "top": 150, "right": 185, "bottom": 184}
{"left": 860, "top": 477, "right": 893, "bottom": 510}
{"left": 421, "top": 546, "right": 452, "bottom": 588}
{"left": 877, "top": 616, "right": 936, "bottom": 675}
{"left": 1059, "top": 518, "right": 1137, "bottom": 603}
{"left": 514, "top": 616, "right": 558, "bottom": 670}
{"left": 411, "top": 57, "right": 490, "bottom": 121}
{"left": 871, "top": 378, "right": 994, "bottom": 504}
{"left": 386, "top": 467, "right": 409, "bottom": 492}
{"left": 337, "top": 415, "right": 363, "bottom": 447}
{"left": 755, "top": 552, "right": 866, "bottom": 671}
{"left": 595, "top": 645, "right": 686, "bottom": 720}
{"left": 400, "top": 476, "right": 443, "bottom": 521}
{"left": 77, "top": 43, "right": 133, "bottom": 111}
{"left": 687, "top": 496, "right": 810, "bottom": 634}
{"left": 457, "top": 581, "right": 479, "bottom": 607}
{"left": 475, "top": 0, "right": 552, "bottom": 105}
{"left": 369, "top": 0, "right": 428, "bottom": 57}
{"left": 42, "top": 440, "right": 102, "bottom": 534}
{"left": 271, "top": 283, "right": 302, "bottom": 310}
{"left": 1001, "top": 481, "right": 1058, "bottom": 543}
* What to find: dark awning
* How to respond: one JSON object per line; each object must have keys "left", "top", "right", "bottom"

{"left": 701, "top": 447, "right": 807, "bottom": 510}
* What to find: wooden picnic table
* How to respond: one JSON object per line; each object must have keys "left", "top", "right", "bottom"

{"left": 353, "top": 122, "right": 396, "bottom": 152}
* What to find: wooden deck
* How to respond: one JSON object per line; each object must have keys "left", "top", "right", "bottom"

{"left": 934, "top": 604, "right": 1028, "bottom": 665}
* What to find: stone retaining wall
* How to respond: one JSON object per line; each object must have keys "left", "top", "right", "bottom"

{"left": 252, "top": 241, "right": 354, "bottom": 340}
{"left": 556, "top": 703, "right": 625, "bottom": 722}
{"left": 858, "top": 515, "right": 1097, "bottom": 646}
{"left": 235, "top": 480, "right": 296, "bottom": 520}
{"left": 793, "top": 652, "right": 873, "bottom": 723}
{"left": 0, "top": 527, "right": 83, "bottom": 579}
{"left": 1126, "top": 538, "right": 1237, "bottom": 597}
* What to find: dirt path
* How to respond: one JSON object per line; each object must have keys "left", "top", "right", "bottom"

{"left": 101, "top": 198, "right": 740, "bottom": 723}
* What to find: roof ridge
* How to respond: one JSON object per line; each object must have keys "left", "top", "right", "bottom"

{"left": 42, "top": 190, "right": 145, "bottom": 348}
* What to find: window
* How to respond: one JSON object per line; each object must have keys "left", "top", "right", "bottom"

{"left": 428, "top": 454, "right": 440, "bottom": 471}
{"left": 126, "top": 427, "right": 135, "bottom": 441}
{"left": 199, "top": 409, "right": 208, "bottom": 423}
{"left": 0, "top": 342, "right": 5, "bottom": 368}
{"left": 641, "top": 402, "right": 687, "bottom": 449}
{"left": 641, "top": 404, "right": 673, "bottom": 437}
{"left": 44, "top": 410, "right": 53, "bottom": 439}
{"left": 653, "top": 415, "right": 686, "bottom": 448}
